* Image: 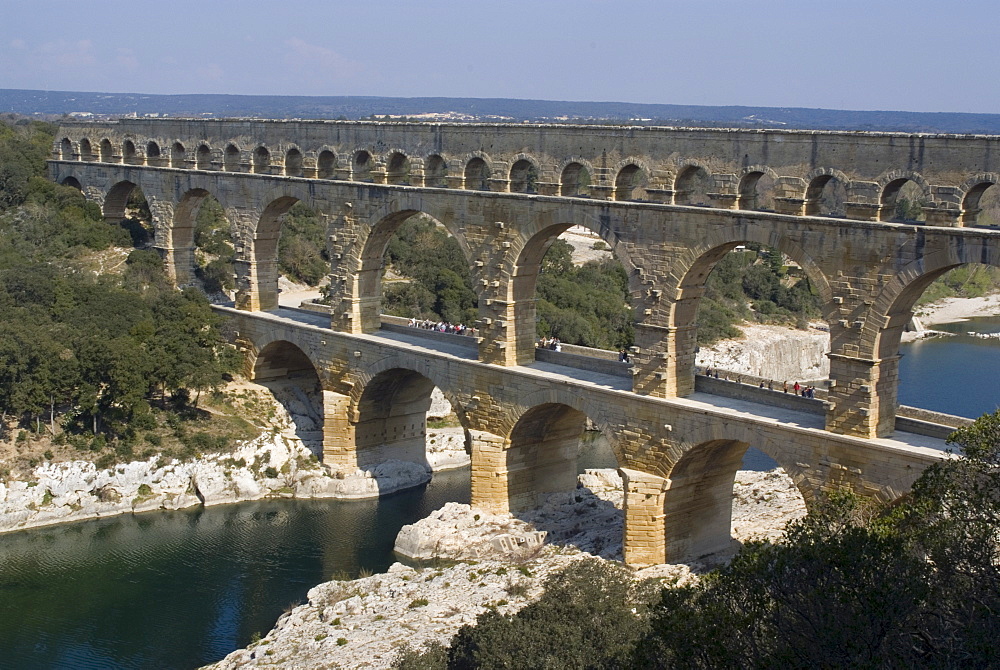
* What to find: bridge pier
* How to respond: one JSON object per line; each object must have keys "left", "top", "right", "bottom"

{"left": 825, "top": 354, "right": 899, "bottom": 438}
{"left": 469, "top": 429, "right": 510, "bottom": 514}
{"left": 321, "top": 390, "right": 356, "bottom": 470}
{"left": 621, "top": 468, "right": 669, "bottom": 566}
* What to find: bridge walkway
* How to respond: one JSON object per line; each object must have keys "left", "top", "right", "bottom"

{"left": 240, "top": 305, "right": 951, "bottom": 461}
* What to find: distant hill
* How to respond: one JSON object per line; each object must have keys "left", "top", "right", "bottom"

{"left": 3, "top": 88, "right": 1000, "bottom": 134}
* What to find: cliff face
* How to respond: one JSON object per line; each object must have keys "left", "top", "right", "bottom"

{"left": 696, "top": 324, "right": 830, "bottom": 382}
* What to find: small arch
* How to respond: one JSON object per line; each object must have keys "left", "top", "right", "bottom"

{"left": 385, "top": 151, "right": 411, "bottom": 185}
{"left": 61, "top": 176, "right": 83, "bottom": 190}
{"left": 674, "top": 164, "right": 712, "bottom": 206}
{"left": 99, "top": 138, "right": 115, "bottom": 163}
{"left": 79, "top": 138, "right": 94, "bottom": 161}
{"left": 146, "top": 141, "right": 162, "bottom": 166}
{"left": 223, "top": 144, "right": 241, "bottom": 172}
{"left": 353, "top": 150, "right": 373, "bottom": 181}
{"left": 170, "top": 142, "right": 186, "bottom": 168}
{"left": 424, "top": 154, "right": 447, "bottom": 187}
{"left": 285, "top": 147, "right": 304, "bottom": 177}
{"left": 880, "top": 177, "right": 927, "bottom": 222}
{"left": 960, "top": 175, "right": 1000, "bottom": 226}
{"left": 560, "top": 161, "right": 591, "bottom": 197}
{"left": 805, "top": 171, "right": 848, "bottom": 217}
{"left": 317, "top": 149, "right": 337, "bottom": 179}
{"left": 59, "top": 138, "right": 73, "bottom": 160}
{"left": 122, "top": 139, "right": 139, "bottom": 165}
{"left": 464, "top": 156, "right": 491, "bottom": 191}
{"left": 614, "top": 163, "right": 647, "bottom": 201}
{"left": 508, "top": 157, "right": 538, "bottom": 194}
{"left": 506, "top": 403, "right": 589, "bottom": 513}
{"left": 252, "top": 146, "right": 271, "bottom": 174}
{"left": 195, "top": 144, "right": 212, "bottom": 170}
{"left": 737, "top": 167, "right": 777, "bottom": 211}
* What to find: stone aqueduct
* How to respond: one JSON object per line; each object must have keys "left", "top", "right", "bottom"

{"left": 48, "top": 119, "right": 1000, "bottom": 564}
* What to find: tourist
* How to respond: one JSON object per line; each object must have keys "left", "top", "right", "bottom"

{"left": 619, "top": 349, "right": 630, "bottom": 363}
{"left": 793, "top": 381, "right": 800, "bottom": 394}
{"left": 783, "top": 381, "right": 788, "bottom": 393}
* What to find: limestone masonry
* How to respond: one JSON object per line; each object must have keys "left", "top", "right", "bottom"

{"left": 49, "top": 119, "right": 998, "bottom": 565}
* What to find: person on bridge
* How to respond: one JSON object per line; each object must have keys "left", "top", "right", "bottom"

{"left": 793, "top": 381, "right": 801, "bottom": 394}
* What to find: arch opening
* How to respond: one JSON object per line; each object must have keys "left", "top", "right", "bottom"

{"left": 224, "top": 144, "right": 241, "bottom": 172}
{"left": 464, "top": 157, "right": 491, "bottom": 191}
{"left": 61, "top": 176, "right": 83, "bottom": 190}
{"left": 186, "top": 191, "right": 236, "bottom": 299}
{"left": 252, "top": 340, "right": 324, "bottom": 456}
{"left": 353, "top": 151, "right": 373, "bottom": 181}
{"left": 354, "top": 368, "right": 469, "bottom": 475}
{"left": 252, "top": 146, "right": 271, "bottom": 174}
{"left": 804, "top": 174, "right": 847, "bottom": 217}
{"left": 664, "top": 439, "right": 807, "bottom": 560}
{"left": 285, "top": 148, "right": 303, "bottom": 177}
{"left": 738, "top": 171, "right": 776, "bottom": 211}
{"left": 560, "top": 162, "right": 591, "bottom": 197}
{"left": 122, "top": 139, "right": 139, "bottom": 165}
{"left": 195, "top": 144, "right": 212, "bottom": 170}
{"left": 99, "top": 138, "right": 116, "bottom": 163}
{"left": 59, "top": 137, "right": 73, "bottom": 160}
{"left": 962, "top": 181, "right": 1000, "bottom": 227}
{"left": 146, "top": 141, "right": 162, "bottom": 166}
{"left": 103, "top": 181, "right": 154, "bottom": 248}
{"left": 881, "top": 178, "right": 926, "bottom": 223}
{"left": 170, "top": 142, "right": 186, "bottom": 168}
{"left": 79, "top": 138, "right": 94, "bottom": 161}
{"left": 674, "top": 165, "right": 712, "bottom": 206}
{"left": 317, "top": 150, "right": 336, "bottom": 179}
{"left": 509, "top": 159, "right": 538, "bottom": 194}
{"left": 424, "top": 154, "right": 447, "bottom": 187}
{"left": 385, "top": 152, "right": 410, "bottom": 185}
{"left": 614, "top": 164, "right": 647, "bottom": 201}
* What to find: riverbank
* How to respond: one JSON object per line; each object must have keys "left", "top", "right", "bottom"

{"left": 207, "top": 468, "right": 806, "bottom": 669}
{"left": 914, "top": 294, "right": 1000, "bottom": 327}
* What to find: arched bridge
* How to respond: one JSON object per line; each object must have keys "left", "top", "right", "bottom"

{"left": 48, "top": 119, "right": 999, "bottom": 564}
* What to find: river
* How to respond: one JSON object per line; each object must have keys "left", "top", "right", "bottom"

{"left": 2, "top": 320, "right": 997, "bottom": 669}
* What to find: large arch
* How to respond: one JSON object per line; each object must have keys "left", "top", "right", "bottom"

{"left": 102, "top": 179, "right": 141, "bottom": 223}
{"left": 353, "top": 201, "right": 473, "bottom": 333}
{"left": 245, "top": 194, "right": 303, "bottom": 311}
{"left": 250, "top": 339, "right": 324, "bottom": 456}
{"left": 170, "top": 187, "right": 234, "bottom": 289}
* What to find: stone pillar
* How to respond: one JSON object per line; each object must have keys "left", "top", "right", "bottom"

{"left": 631, "top": 323, "right": 698, "bottom": 397}
{"left": 845, "top": 202, "right": 881, "bottom": 221}
{"left": 923, "top": 206, "right": 961, "bottom": 227}
{"left": 489, "top": 178, "right": 509, "bottom": 192}
{"left": 469, "top": 429, "right": 510, "bottom": 514}
{"left": 708, "top": 192, "right": 739, "bottom": 210}
{"left": 478, "top": 301, "right": 520, "bottom": 366}
{"left": 157, "top": 246, "right": 196, "bottom": 286}
{"left": 644, "top": 188, "right": 674, "bottom": 204}
{"left": 773, "top": 197, "right": 806, "bottom": 216}
{"left": 620, "top": 468, "right": 668, "bottom": 566}
{"left": 321, "top": 390, "right": 357, "bottom": 471}
{"left": 825, "top": 353, "right": 899, "bottom": 438}
{"left": 233, "top": 258, "right": 279, "bottom": 311}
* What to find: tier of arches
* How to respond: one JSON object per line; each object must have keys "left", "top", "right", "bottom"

{"left": 55, "top": 136, "right": 1000, "bottom": 226}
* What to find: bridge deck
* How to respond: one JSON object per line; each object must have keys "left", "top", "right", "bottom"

{"left": 246, "top": 306, "right": 951, "bottom": 462}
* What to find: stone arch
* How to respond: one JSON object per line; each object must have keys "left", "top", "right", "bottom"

{"left": 146, "top": 141, "right": 162, "bottom": 166}
{"left": 99, "top": 138, "right": 116, "bottom": 163}
{"left": 102, "top": 179, "right": 140, "bottom": 222}
{"left": 170, "top": 142, "right": 186, "bottom": 168}
{"left": 506, "top": 206, "right": 641, "bottom": 364}
{"left": 79, "top": 137, "right": 94, "bottom": 161}
{"left": 804, "top": 168, "right": 850, "bottom": 217}
{"left": 352, "top": 198, "right": 473, "bottom": 333}
{"left": 559, "top": 157, "right": 594, "bottom": 197}
{"left": 248, "top": 339, "right": 325, "bottom": 456}
{"left": 59, "top": 138, "right": 73, "bottom": 160}
{"left": 224, "top": 143, "right": 242, "bottom": 172}
{"left": 959, "top": 173, "right": 1000, "bottom": 226}
{"left": 285, "top": 146, "right": 304, "bottom": 177}
{"left": 61, "top": 176, "right": 83, "bottom": 190}
{"left": 498, "top": 386, "right": 623, "bottom": 459}
{"left": 877, "top": 170, "right": 931, "bottom": 222}
{"left": 673, "top": 162, "right": 713, "bottom": 206}
{"left": 737, "top": 165, "right": 778, "bottom": 211}
{"left": 349, "top": 361, "right": 466, "bottom": 469}
{"left": 613, "top": 158, "right": 650, "bottom": 201}
{"left": 195, "top": 143, "right": 213, "bottom": 170}
{"left": 464, "top": 153, "right": 492, "bottom": 191}
{"left": 317, "top": 148, "right": 337, "bottom": 179}
{"left": 508, "top": 154, "right": 539, "bottom": 193}
{"left": 171, "top": 186, "right": 229, "bottom": 286}
{"left": 657, "top": 423, "right": 812, "bottom": 559}
{"left": 122, "top": 139, "right": 139, "bottom": 165}
{"left": 385, "top": 150, "right": 411, "bottom": 185}
{"left": 352, "top": 149, "right": 374, "bottom": 181}
{"left": 424, "top": 153, "right": 448, "bottom": 187}
{"left": 252, "top": 145, "right": 271, "bottom": 174}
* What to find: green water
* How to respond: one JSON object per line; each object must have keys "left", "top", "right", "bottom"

{"left": 0, "top": 468, "right": 470, "bottom": 669}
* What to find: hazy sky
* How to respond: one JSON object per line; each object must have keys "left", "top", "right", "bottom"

{"left": 2, "top": 0, "right": 996, "bottom": 113}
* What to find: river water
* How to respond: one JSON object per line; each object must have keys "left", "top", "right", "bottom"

{"left": 2, "top": 319, "right": 997, "bottom": 668}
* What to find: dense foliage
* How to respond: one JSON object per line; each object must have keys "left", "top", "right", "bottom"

{"left": 398, "top": 410, "right": 1000, "bottom": 669}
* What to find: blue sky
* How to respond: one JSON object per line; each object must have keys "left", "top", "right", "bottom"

{"left": 2, "top": 0, "right": 996, "bottom": 113}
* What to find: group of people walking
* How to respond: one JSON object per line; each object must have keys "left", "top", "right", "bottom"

{"left": 407, "top": 318, "right": 474, "bottom": 336}
{"left": 700, "top": 367, "right": 819, "bottom": 398}
{"left": 538, "top": 336, "right": 562, "bottom": 351}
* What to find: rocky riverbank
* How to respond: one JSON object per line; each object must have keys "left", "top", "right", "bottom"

{"left": 207, "top": 467, "right": 806, "bottom": 669}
